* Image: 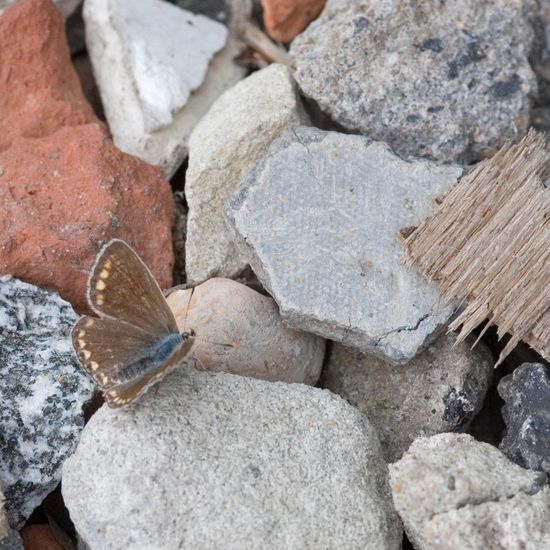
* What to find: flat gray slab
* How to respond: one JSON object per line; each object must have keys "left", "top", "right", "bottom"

{"left": 225, "top": 127, "right": 462, "bottom": 364}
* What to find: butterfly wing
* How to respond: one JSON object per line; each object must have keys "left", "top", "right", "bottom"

{"left": 72, "top": 315, "right": 194, "bottom": 408}
{"left": 87, "top": 239, "right": 178, "bottom": 336}
{"left": 72, "top": 315, "right": 159, "bottom": 390}
{"left": 102, "top": 340, "right": 194, "bottom": 408}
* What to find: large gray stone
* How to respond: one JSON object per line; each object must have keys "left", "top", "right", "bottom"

{"left": 185, "top": 64, "right": 308, "bottom": 284}
{"left": 390, "top": 433, "right": 549, "bottom": 549}
{"left": 498, "top": 363, "right": 550, "bottom": 475}
{"left": 63, "top": 367, "right": 401, "bottom": 550}
{"left": 0, "top": 480, "right": 22, "bottom": 550}
{"left": 84, "top": 0, "right": 245, "bottom": 177}
{"left": 0, "top": 276, "right": 94, "bottom": 528}
{"left": 224, "top": 127, "right": 462, "bottom": 364}
{"left": 290, "top": 0, "right": 537, "bottom": 163}
{"left": 322, "top": 333, "right": 493, "bottom": 462}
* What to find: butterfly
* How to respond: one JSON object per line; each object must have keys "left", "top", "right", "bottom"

{"left": 72, "top": 239, "right": 195, "bottom": 408}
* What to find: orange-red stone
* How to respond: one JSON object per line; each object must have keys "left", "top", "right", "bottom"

{"left": 261, "top": 0, "right": 325, "bottom": 43}
{"left": 0, "top": 124, "right": 175, "bottom": 312}
{"left": 0, "top": 0, "right": 98, "bottom": 153}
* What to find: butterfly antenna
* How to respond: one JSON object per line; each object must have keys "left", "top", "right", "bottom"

{"left": 183, "top": 285, "right": 195, "bottom": 333}
{"left": 193, "top": 336, "right": 234, "bottom": 348}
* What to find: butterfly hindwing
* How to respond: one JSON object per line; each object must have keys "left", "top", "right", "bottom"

{"left": 72, "top": 315, "right": 160, "bottom": 390}
{"left": 88, "top": 239, "right": 178, "bottom": 336}
{"left": 102, "top": 338, "right": 194, "bottom": 408}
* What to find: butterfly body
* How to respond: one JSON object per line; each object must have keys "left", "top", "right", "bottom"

{"left": 72, "top": 240, "right": 194, "bottom": 408}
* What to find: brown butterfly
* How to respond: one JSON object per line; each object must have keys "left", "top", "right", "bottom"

{"left": 72, "top": 239, "right": 195, "bottom": 408}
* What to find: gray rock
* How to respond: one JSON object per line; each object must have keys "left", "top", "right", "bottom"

{"left": 0, "top": 276, "right": 94, "bottom": 528}
{"left": 185, "top": 64, "right": 308, "bottom": 284}
{"left": 498, "top": 363, "right": 550, "bottom": 475}
{"left": 290, "top": 0, "right": 537, "bottom": 163}
{"left": 390, "top": 433, "right": 549, "bottom": 549}
{"left": 322, "top": 333, "right": 493, "bottom": 461}
{"left": 84, "top": 0, "right": 245, "bottom": 177}
{"left": 224, "top": 127, "right": 462, "bottom": 364}
{"left": 0, "top": 482, "right": 22, "bottom": 549}
{"left": 170, "top": 0, "right": 230, "bottom": 25}
{"left": 63, "top": 367, "right": 401, "bottom": 550}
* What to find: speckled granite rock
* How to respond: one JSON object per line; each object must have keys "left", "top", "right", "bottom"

{"left": 290, "top": 0, "right": 537, "bottom": 162}
{"left": 63, "top": 367, "right": 401, "bottom": 550}
{"left": 498, "top": 363, "right": 550, "bottom": 475}
{"left": 0, "top": 276, "right": 94, "bottom": 528}
{"left": 185, "top": 64, "right": 308, "bottom": 284}
{"left": 390, "top": 433, "right": 549, "bottom": 549}
{"left": 322, "top": 334, "right": 493, "bottom": 461}
{"left": 0, "top": 481, "right": 22, "bottom": 549}
{"left": 225, "top": 127, "right": 461, "bottom": 364}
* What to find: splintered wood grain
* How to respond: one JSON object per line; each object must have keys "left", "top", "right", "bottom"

{"left": 401, "top": 130, "right": 549, "bottom": 364}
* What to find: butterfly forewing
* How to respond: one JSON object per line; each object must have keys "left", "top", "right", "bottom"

{"left": 88, "top": 239, "right": 178, "bottom": 336}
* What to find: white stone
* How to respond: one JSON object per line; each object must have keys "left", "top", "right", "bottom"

{"left": 63, "top": 367, "right": 402, "bottom": 549}
{"left": 185, "top": 64, "right": 308, "bottom": 283}
{"left": 84, "top": 0, "right": 245, "bottom": 177}
{"left": 389, "top": 433, "right": 550, "bottom": 549}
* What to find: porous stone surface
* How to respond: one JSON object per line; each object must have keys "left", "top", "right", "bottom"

{"left": 0, "top": 276, "right": 94, "bottom": 528}
{"left": 390, "top": 433, "right": 549, "bottom": 550}
{"left": 225, "top": 127, "right": 462, "bottom": 364}
{"left": 0, "top": 0, "right": 80, "bottom": 17}
{"left": 84, "top": 0, "right": 245, "bottom": 177}
{"left": 498, "top": 363, "right": 550, "bottom": 475}
{"left": 185, "top": 64, "right": 308, "bottom": 284}
{"left": 0, "top": 124, "right": 174, "bottom": 312}
{"left": 63, "top": 367, "right": 401, "bottom": 550}
{"left": 166, "top": 278, "right": 325, "bottom": 384}
{"left": 261, "top": 0, "right": 326, "bottom": 43}
{"left": 0, "top": 0, "right": 97, "bottom": 153}
{"left": 290, "top": 0, "right": 537, "bottom": 162}
{"left": 322, "top": 333, "right": 493, "bottom": 461}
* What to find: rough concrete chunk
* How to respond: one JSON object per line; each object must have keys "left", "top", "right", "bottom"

{"left": 84, "top": 0, "right": 245, "bottom": 177}
{"left": 63, "top": 367, "right": 401, "bottom": 550}
{"left": 322, "top": 333, "right": 493, "bottom": 461}
{"left": 185, "top": 64, "right": 308, "bottom": 283}
{"left": 0, "top": 276, "right": 94, "bottom": 528}
{"left": 225, "top": 127, "right": 462, "bottom": 364}
{"left": 390, "top": 433, "right": 549, "bottom": 549}
{"left": 290, "top": 0, "right": 537, "bottom": 162}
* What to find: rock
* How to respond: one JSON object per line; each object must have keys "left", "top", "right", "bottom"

{"left": 185, "top": 64, "right": 308, "bottom": 284}
{"left": 20, "top": 525, "right": 63, "bottom": 550}
{"left": 170, "top": 0, "right": 230, "bottom": 25}
{"left": 0, "top": 123, "right": 174, "bottom": 312}
{"left": 0, "top": 0, "right": 97, "bottom": 153}
{"left": 0, "top": 276, "right": 95, "bottom": 528}
{"left": 321, "top": 333, "right": 493, "bottom": 462}
{"left": 63, "top": 367, "right": 401, "bottom": 549}
{"left": 0, "top": 0, "right": 80, "bottom": 17}
{"left": 0, "top": 482, "right": 22, "bottom": 549}
{"left": 261, "top": 0, "right": 325, "bottom": 43}
{"left": 498, "top": 363, "right": 550, "bottom": 475}
{"left": 166, "top": 278, "right": 325, "bottom": 384}
{"left": 225, "top": 127, "right": 462, "bottom": 364}
{"left": 84, "top": 0, "right": 246, "bottom": 178}
{"left": 290, "top": 0, "right": 537, "bottom": 163}
{"left": 389, "top": 433, "right": 549, "bottom": 549}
